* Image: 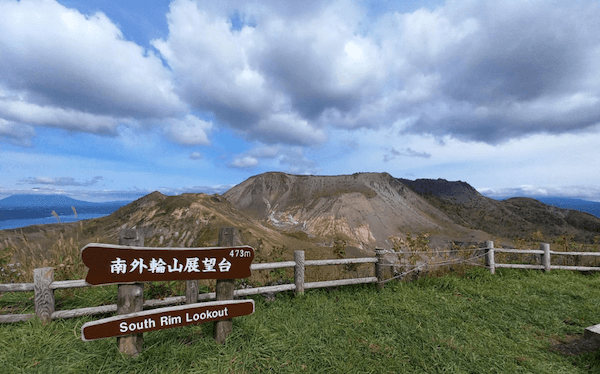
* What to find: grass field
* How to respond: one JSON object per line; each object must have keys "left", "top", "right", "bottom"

{"left": 1, "top": 268, "right": 600, "bottom": 373}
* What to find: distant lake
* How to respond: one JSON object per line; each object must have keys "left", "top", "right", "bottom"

{"left": 0, "top": 213, "right": 110, "bottom": 231}
{"left": 0, "top": 203, "right": 124, "bottom": 231}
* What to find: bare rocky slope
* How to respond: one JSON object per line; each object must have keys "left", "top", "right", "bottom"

{"left": 223, "top": 172, "right": 484, "bottom": 252}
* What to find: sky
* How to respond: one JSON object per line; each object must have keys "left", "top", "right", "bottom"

{"left": 1, "top": 0, "right": 600, "bottom": 203}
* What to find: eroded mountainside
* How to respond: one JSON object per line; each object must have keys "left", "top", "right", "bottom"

{"left": 224, "top": 172, "right": 481, "bottom": 251}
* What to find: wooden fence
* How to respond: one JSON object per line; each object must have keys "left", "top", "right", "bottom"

{"left": 0, "top": 249, "right": 385, "bottom": 324}
{"left": 3, "top": 238, "right": 600, "bottom": 325}
{"left": 484, "top": 241, "right": 600, "bottom": 274}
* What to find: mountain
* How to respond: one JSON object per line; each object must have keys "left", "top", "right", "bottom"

{"left": 224, "top": 172, "right": 482, "bottom": 252}
{"left": 534, "top": 197, "right": 600, "bottom": 219}
{"left": 399, "top": 178, "right": 600, "bottom": 243}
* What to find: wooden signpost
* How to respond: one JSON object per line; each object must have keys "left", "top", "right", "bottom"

{"left": 81, "top": 300, "right": 254, "bottom": 341}
{"left": 81, "top": 244, "right": 254, "bottom": 285}
{"left": 80, "top": 228, "right": 255, "bottom": 355}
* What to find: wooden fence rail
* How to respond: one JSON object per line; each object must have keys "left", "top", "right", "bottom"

{"left": 0, "top": 250, "right": 384, "bottom": 324}
{"left": 485, "top": 241, "right": 600, "bottom": 274}
{"left": 4, "top": 240, "right": 600, "bottom": 324}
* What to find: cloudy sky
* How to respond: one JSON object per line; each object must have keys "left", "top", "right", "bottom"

{"left": 1, "top": 0, "right": 599, "bottom": 202}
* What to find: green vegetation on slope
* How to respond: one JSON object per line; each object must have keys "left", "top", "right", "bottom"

{"left": 1, "top": 268, "right": 600, "bottom": 373}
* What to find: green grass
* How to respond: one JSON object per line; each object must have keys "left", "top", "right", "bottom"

{"left": 2, "top": 268, "right": 600, "bottom": 373}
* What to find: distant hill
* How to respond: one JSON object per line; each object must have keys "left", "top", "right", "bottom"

{"left": 399, "top": 178, "right": 600, "bottom": 243}
{"left": 534, "top": 197, "right": 600, "bottom": 219}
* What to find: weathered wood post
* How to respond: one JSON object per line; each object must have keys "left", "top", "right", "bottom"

{"left": 541, "top": 243, "right": 551, "bottom": 272}
{"left": 214, "top": 227, "right": 238, "bottom": 344}
{"left": 117, "top": 228, "right": 144, "bottom": 356}
{"left": 186, "top": 280, "right": 199, "bottom": 304}
{"left": 34, "top": 267, "right": 55, "bottom": 323}
{"left": 294, "top": 250, "right": 305, "bottom": 296}
{"left": 375, "top": 248, "right": 385, "bottom": 290}
{"left": 485, "top": 241, "right": 495, "bottom": 275}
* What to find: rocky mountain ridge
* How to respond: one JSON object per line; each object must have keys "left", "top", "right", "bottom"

{"left": 399, "top": 178, "right": 600, "bottom": 243}
{"left": 225, "top": 172, "right": 488, "bottom": 251}
{"left": 2, "top": 172, "right": 599, "bottom": 273}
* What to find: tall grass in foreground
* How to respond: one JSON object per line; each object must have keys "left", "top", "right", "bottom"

{"left": 1, "top": 268, "right": 600, "bottom": 373}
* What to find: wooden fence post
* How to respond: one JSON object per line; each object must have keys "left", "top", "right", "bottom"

{"left": 214, "top": 227, "right": 238, "bottom": 344}
{"left": 186, "top": 280, "right": 199, "bottom": 304}
{"left": 34, "top": 267, "right": 55, "bottom": 323}
{"left": 294, "top": 250, "right": 305, "bottom": 296}
{"left": 485, "top": 241, "right": 495, "bottom": 275}
{"left": 117, "top": 228, "right": 144, "bottom": 357}
{"left": 375, "top": 249, "right": 385, "bottom": 290}
{"left": 541, "top": 243, "right": 551, "bottom": 272}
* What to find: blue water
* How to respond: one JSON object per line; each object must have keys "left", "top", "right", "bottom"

{"left": 0, "top": 213, "right": 109, "bottom": 231}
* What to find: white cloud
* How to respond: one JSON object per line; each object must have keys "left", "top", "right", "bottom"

{"left": 189, "top": 152, "right": 203, "bottom": 160}
{"left": 230, "top": 156, "right": 259, "bottom": 168}
{"left": 0, "top": 98, "right": 123, "bottom": 135}
{"left": 152, "top": 0, "right": 275, "bottom": 126}
{"left": 253, "top": 113, "right": 327, "bottom": 145}
{"left": 166, "top": 115, "right": 212, "bottom": 146}
{"left": 2, "top": 0, "right": 600, "bottom": 202}
{"left": 478, "top": 185, "right": 600, "bottom": 202}
{"left": 19, "top": 176, "right": 103, "bottom": 186}
{"left": 230, "top": 144, "right": 317, "bottom": 174}
{"left": 399, "top": 0, "right": 600, "bottom": 142}
{"left": 152, "top": 0, "right": 600, "bottom": 147}
{"left": 0, "top": 118, "right": 35, "bottom": 145}
{"left": 0, "top": 0, "right": 188, "bottom": 147}
{"left": 3, "top": 0, "right": 599, "bottom": 149}
{"left": 0, "top": 0, "right": 183, "bottom": 118}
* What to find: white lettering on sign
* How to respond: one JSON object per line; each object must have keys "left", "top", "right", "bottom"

{"left": 81, "top": 300, "right": 254, "bottom": 341}
{"left": 186, "top": 307, "right": 229, "bottom": 322}
{"left": 148, "top": 258, "right": 167, "bottom": 273}
{"left": 184, "top": 257, "right": 202, "bottom": 272}
{"left": 229, "top": 249, "right": 252, "bottom": 258}
{"left": 130, "top": 258, "right": 148, "bottom": 273}
{"left": 160, "top": 315, "right": 182, "bottom": 326}
{"left": 218, "top": 258, "right": 232, "bottom": 272}
{"left": 109, "top": 257, "right": 233, "bottom": 274}
{"left": 115, "top": 308, "right": 231, "bottom": 333}
{"left": 110, "top": 258, "right": 127, "bottom": 274}
{"left": 168, "top": 258, "right": 183, "bottom": 273}
{"left": 201, "top": 257, "right": 217, "bottom": 272}
{"left": 119, "top": 317, "right": 156, "bottom": 333}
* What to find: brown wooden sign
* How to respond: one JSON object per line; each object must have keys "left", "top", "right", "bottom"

{"left": 81, "top": 299, "right": 254, "bottom": 341}
{"left": 81, "top": 244, "right": 254, "bottom": 285}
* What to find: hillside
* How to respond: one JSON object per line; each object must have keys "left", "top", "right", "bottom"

{"left": 0, "top": 190, "right": 350, "bottom": 284}
{"left": 399, "top": 178, "right": 600, "bottom": 243}
{"left": 536, "top": 197, "right": 600, "bottom": 219}
{"left": 224, "top": 172, "right": 483, "bottom": 251}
